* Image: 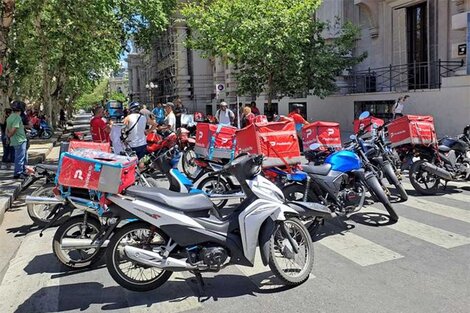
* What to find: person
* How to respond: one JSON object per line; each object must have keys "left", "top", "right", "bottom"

{"left": 159, "top": 102, "right": 176, "bottom": 133}
{"left": 288, "top": 103, "right": 309, "bottom": 132}
{"left": 140, "top": 104, "right": 155, "bottom": 128}
{"left": 152, "top": 102, "right": 165, "bottom": 125}
{"left": 215, "top": 102, "right": 235, "bottom": 125}
{"left": 241, "top": 106, "right": 255, "bottom": 128}
{"left": 392, "top": 95, "right": 408, "bottom": 119}
{"left": 90, "top": 106, "right": 112, "bottom": 143}
{"left": 1, "top": 108, "right": 15, "bottom": 163}
{"left": 250, "top": 101, "right": 260, "bottom": 116}
{"left": 173, "top": 98, "right": 187, "bottom": 129}
{"left": 123, "top": 101, "right": 158, "bottom": 159}
{"left": 59, "top": 108, "right": 66, "bottom": 129}
{"left": 6, "top": 101, "right": 28, "bottom": 179}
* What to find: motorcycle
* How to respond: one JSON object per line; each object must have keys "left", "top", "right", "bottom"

{"left": 28, "top": 119, "right": 53, "bottom": 139}
{"left": 355, "top": 112, "right": 408, "bottom": 201}
{"left": 104, "top": 154, "right": 333, "bottom": 292}
{"left": 406, "top": 126, "right": 470, "bottom": 195}
{"left": 283, "top": 138, "right": 399, "bottom": 222}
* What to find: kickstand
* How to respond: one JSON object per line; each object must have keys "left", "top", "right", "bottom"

{"left": 192, "top": 271, "right": 208, "bottom": 302}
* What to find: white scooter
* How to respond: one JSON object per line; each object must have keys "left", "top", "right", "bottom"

{"left": 105, "top": 154, "right": 332, "bottom": 292}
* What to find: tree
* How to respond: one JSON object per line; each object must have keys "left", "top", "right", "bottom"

{"left": 181, "top": 0, "right": 366, "bottom": 108}
{"left": 1, "top": 0, "right": 175, "bottom": 122}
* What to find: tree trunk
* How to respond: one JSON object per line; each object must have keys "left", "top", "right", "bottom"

{"left": 266, "top": 72, "right": 273, "bottom": 113}
{"left": 0, "top": 0, "right": 16, "bottom": 120}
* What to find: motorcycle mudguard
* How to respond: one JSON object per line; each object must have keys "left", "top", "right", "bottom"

{"left": 258, "top": 217, "right": 276, "bottom": 266}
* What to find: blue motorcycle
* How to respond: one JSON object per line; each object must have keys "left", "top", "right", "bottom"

{"left": 28, "top": 119, "right": 53, "bottom": 139}
{"left": 282, "top": 136, "right": 398, "bottom": 222}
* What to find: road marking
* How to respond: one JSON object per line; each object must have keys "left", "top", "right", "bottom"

{"left": 128, "top": 272, "right": 201, "bottom": 313}
{"left": 318, "top": 231, "right": 403, "bottom": 266}
{"left": 440, "top": 192, "right": 470, "bottom": 204}
{"left": 361, "top": 207, "right": 470, "bottom": 248}
{"left": 236, "top": 250, "right": 314, "bottom": 289}
{"left": 403, "top": 197, "right": 470, "bottom": 224}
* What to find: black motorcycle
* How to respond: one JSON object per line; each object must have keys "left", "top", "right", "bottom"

{"left": 408, "top": 125, "right": 470, "bottom": 195}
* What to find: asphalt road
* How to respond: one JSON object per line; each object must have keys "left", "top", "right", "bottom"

{"left": 0, "top": 116, "right": 469, "bottom": 313}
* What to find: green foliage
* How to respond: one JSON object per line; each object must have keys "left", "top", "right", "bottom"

{"left": 75, "top": 79, "right": 109, "bottom": 110}
{"left": 110, "top": 91, "right": 127, "bottom": 103}
{"left": 181, "top": 0, "right": 366, "bottom": 102}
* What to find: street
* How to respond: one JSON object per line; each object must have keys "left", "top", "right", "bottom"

{"left": 0, "top": 163, "right": 469, "bottom": 312}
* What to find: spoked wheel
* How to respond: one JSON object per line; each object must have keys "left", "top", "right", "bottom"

{"left": 27, "top": 183, "right": 70, "bottom": 226}
{"left": 197, "top": 177, "right": 230, "bottom": 210}
{"left": 52, "top": 215, "right": 105, "bottom": 269}
{"left": 182, "top": 146, "right": 198, "bottom": 179}
{"left": 41, "top": 129, "right": 53, "bottom": 139}
{"left": 409, "top": 160, "right": 440, "bottom": 195}
{"left": 106, "top": 222, "right": 172, "bottom": 292}
{"left": 268, "top": 218, "right": 314, "bottom": 286}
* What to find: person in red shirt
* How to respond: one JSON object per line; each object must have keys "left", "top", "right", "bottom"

{"left": 250, "top": 101, "right": 260, "bottom": 116}
{"left": 288, "top": 104, "right": 309, "bottom": 132}
{"left": 90, "top": 106, "right": 111, "bottom": 142}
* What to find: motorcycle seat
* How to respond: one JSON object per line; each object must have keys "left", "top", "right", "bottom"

{"left": 438, "top": 145, "right": 451, "bottom": 153}
{"left": 36, "top": 164, "right": 59, "bottom": 172}
{"left": 302, "top": 164, "right": 332, "bottom": 176}
{"left": 126, "top": 186, "right": 214, "bottom": 213}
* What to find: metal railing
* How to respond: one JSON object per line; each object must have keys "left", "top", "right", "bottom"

{"left": 344, "top": 60, "right": 465, "bottom": 94}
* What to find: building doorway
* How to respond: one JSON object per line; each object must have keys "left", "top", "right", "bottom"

{"left": 354, "top": 100, "right": 395, "bottom": 121}
{"left": 406, "top": 2, "right": 428, "bottom": 89}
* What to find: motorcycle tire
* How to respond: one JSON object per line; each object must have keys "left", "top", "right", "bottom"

{"left": 268, "top": 218, "right": 314, "bottom": 286}
{"left": 27, "top": 183, "right": 71, "bottom": 227}
{"left": 409, "top": 160, "right": 439, "bottom": 195}
{"left": 41, "top": 129, "right": 53, "bottom": 139}
{"left": 197, "top": 176, "right": 230, "bottom": 210}
{"left": 181, "top": 146, "right": 198, "bottom": 179}
{"left": 52, "top": 215, "right": 106, "bottom": 269}
{"left": 106, "top": 222, "right": 172, "bottom": 292}
{"left": 365, "top": 173, "right": 399, "bottom": 222}
{"left": 383, "top": 162, "right": 408, "bottom": 201}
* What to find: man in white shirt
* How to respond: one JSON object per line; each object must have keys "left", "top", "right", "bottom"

{"left": 159, "top": 102, "right": 176, "bottom": 132}
{"left": 393, "top": 95, "right": 409, "bottom": 119}
{"left": 215, "top": 101, "right": 234, "bottom": 125}
{"left": 123, "top": 102, "right": 158, "bottom": 159}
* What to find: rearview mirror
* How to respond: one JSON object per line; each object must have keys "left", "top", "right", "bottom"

{"left": 358, "top": 111, "right": 370, "bottom": 120}
{"left": 349, "top": 134, "right": 357, "bottom": 140}
{"left": 309, "top": 143, "right": 321, "bottom": 151}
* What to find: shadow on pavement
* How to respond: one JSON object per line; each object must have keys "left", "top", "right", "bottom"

{"left": 14, "top": 273, "right": 267, "bottom": 313}
{"left": 6, "top": 224, "right": 41, "bottom": 237}
{"left": 350, "top": 211, "right": 397, "bottom": 227}
{"left": 23, "top": 253, "right": 70, "bottom": 275}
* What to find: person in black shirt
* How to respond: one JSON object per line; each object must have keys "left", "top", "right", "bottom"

{"left": 1, "top": 108, "right": 15, "bottom": 163}
{"left": 173, "top": 98, "right": 187, "bottom": 129}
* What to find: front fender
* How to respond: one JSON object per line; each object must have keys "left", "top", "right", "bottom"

{"left": 258, "top": 218, "right": 275, "bottom": 266}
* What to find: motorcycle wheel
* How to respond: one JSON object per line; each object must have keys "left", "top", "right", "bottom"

{"left": 181, "top": 146, "right": 198, "bottom": 179}
{"left": 27, "top": 183, "right": 71, "bottom": 226}
{"left": 41, "top": 129, "right": 53, "bottom": 139}
{"left": 268, "top": 218, "right": 314, "bottom": 286}
{"left": 365, "top": 174, "right": 399, "bottom": 222}
{"left": 409, "top": 160, "right": 439, "bottom": 195}
{"left": 197, "top": 176, "right": 230, "bottom": 210}
{"left": 52, "top": 215, "right": 105, "bottom": 269}
{"left": 383, "top": 162, "right": 408, "bottom": 201}
{"left": 106, "top": 222, "right": 172, "bottom": 292}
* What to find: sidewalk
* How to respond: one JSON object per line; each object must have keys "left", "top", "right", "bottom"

{"left": 0, "top": 131, "right": 62, "bottom": 225}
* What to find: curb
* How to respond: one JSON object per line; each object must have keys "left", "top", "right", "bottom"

{"left": 0, "top": 132, "right": 62, "bottom": 226}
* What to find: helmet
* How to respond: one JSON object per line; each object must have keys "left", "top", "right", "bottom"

{"left": 463, "top": 125, "right": 470, "bottom": 138}
{"left": 129, "top": 101, "right": 141, "bottom": 112}
{"left": 10, "top": 100, "right": 25, "bottom": 112}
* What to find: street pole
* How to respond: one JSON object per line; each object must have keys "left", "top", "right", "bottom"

{"left": 236, "top": 96, "right": 240, "bottom": 129}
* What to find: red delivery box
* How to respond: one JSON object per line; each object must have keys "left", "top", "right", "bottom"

{"left": 60, "top": 141, "right": 112, "bottom": 155}
{"left": 353, "top": 116, "right": 385, "bottom": 137}
{"left": 57, "top": 149, "right": 137, "bottom": 194}
{"left": 194, "top": 123, "right": 237, "bottom": 159}
{"left": 387, "top": 115, "right": 437, "bottom": 148}
{"left": 302, "top": 121, "right": 341, "bottom": 151}
{"left": 236, "top": 121, "right": 302, "bottom": 167}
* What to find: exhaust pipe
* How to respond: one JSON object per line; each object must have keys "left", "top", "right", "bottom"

{"left": 421, "top": 162, "right": 453, "bottom": 181}
{"left": 25, "top": 196, "right": 65, "bottom": 205}
{"left": 124, "top": 246, "right": 196, "bottom": 271}
{"left": 60, "top": 238, "right": 109, "bottom": 249}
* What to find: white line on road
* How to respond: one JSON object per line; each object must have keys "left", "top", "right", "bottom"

{"left": 403, "top": 197, "right": 470, "bottom": 224}
{"left": 361, "top": 207, "right": 470, "bottom": 248}
{"left": 318, "top": 231, "right": 403, "bottom": 266}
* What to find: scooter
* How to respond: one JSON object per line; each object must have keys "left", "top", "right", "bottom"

{"left": 28, "top": 119, "right": 53, "bottom": 139}
{"left": 105, "top": 154, "right": 333, "bottom": 292}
